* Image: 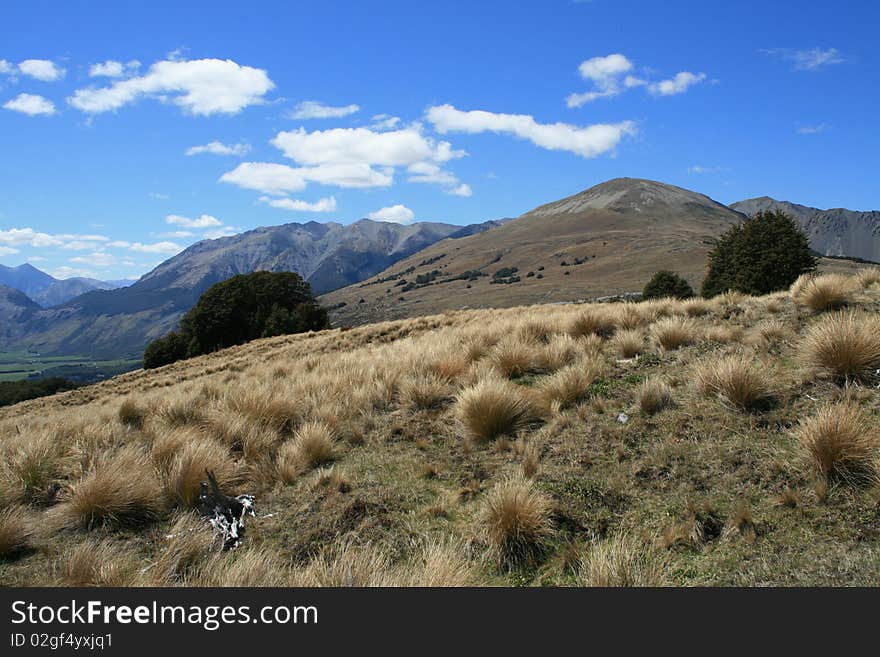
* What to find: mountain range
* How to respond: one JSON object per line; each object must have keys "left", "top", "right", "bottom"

{"left": 1, "top": 179, "right": 876, "bottom": 361}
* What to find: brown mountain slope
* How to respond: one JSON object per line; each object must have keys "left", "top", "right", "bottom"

{"left": 321, "top": 178, "right": 746, "bottom": 326}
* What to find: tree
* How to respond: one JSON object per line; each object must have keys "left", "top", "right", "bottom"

{"left": 643, "top": 270, "right": 694, "bottom": 300}
{"left": 701, "top": 210, "right": 817, "bottom": 298}
{"left": 143, "top": 271, "right": 330, "bottom": 368}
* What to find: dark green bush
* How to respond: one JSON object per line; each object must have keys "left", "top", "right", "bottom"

{"left": 143, "top": 271, "right": 329, "bottom": 369}
{"left": 701, "top": 210, "right": 817, "bottom": 298}
{"left": 0, "top": 377, "right": 80, "bottom": 407}
{"left": 643, "top": 271, "right": 694, "bottom": 300}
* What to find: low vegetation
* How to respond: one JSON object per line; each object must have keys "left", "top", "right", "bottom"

{"left": 0, "top": 377, "right": 80, "bottom": 408}
{"left": 2, "top": 269, "right": 880, "bottom": 586}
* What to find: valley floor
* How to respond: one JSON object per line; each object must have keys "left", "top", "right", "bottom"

{"left": 2, "top": 270, "right": 880, "bottom": 586}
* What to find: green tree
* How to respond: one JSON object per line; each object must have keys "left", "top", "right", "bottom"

{"left": 701, "top": 210, "right": 817, "bottom": 298}
{"left": 643, "top": 270, "right": 694, "bottom": 300}
{"left": 143, "top": 271, "right": 329, "bottom": 368}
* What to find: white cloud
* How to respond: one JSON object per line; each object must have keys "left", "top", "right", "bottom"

{"left": 127, "top": 241, "right": 183, "bottom": 254}
{"left": 406, "top": 161, "right": 471, "bottom": 196}
{"left": 271, "top": 126, "right": 464, "bottom": 167}
{"left": 71, "top": 252, "right": 116, "bottom": 266}
{"left": 449, "top": 184, "right": 472, "bottom": 197}
{"left": 68, "top": 58, "right": 274, "bottom": 115}
{"left": 0, "top": 246, "right": 19, "bottom": 256}
{"left": 648, "top": 71, "right": 707, "bottom": 96}
{"left": 17, "top": 59, "right": 65, "bottom": 81}
{"left": 762, "top": 47, "right": 844, "bottom": 71}
{"left": 185, "top": 141, "right": 251, "bottom": 156}
{"left": 51, "top": 266, "right": 98, "bottom": 279}
{"left": 687, "top": 165, "right": 726, "bottom": 174}
{"left": 367, "top": 204, "right": 414, "bottom": 224}
{"left": 258, "top": 195, "right": 338, "bottom": 212}
{"left": 0, "top": 60, "right": 13, "bottom": 75}
{"left": 371, "top": 114, "right": 401, "bottom": 130}
{"left": 579, "top": 53, "right": 633, "bottom": 84}
{"left": 202, "top": 227, "right": 238, "bottom": 240}
{"left": 288, "top": 100, "right": 360, "bottom": 119}
{"left": 3, "top": 93, "right": 57, "bottom": 116}
{"left": 426, "top": 104, "right": 635, "bottom": 159}
{"left": 165, "top": 214, "right": 222, "bottom": 229}
{"left": 797, "top": 124, "right": 828, "bottom": 134}
{"left": 0, "top": 228, "right": 108, "bottom": 249}
{"left": 162, "top": 230, "right": 194, "bottom": 238}
{"left": 148, "top": 192, "right": 170, "bottom": 200}
{"left": 89, "top": 59, "right": 140, "bottom": 78}
{"left": 219, "top": 161, "right": 393, "bottom": 195}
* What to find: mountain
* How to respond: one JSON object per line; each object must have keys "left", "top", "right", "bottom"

{"left": 0, "top": 263, "right": 56, "bottom": 298}
{"left": 321, "top": 178, "right": 817, "bottom": 326}
{"left": 0, "top": 284, "right": 41, "bottom": 341}
{"left": 731, "top": 197, "right": 880, "bottom": 262}
{"left": 0, "top": 218, "right": 501, "bottom": 358}
{"left": 30, "top": 277, "right": 119, "bottom": 307}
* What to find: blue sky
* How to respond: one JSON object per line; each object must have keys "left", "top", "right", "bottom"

{"left": 0, "top": 0, "right": 877, "bottom": 280}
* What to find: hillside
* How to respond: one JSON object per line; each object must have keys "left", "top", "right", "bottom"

{"left": 731, "top": 197, "right": 880, "bottom": 262}
{"left": 0, "top": 264, "right": 123, "bottom": 307}
{"left": 2, "top": 268, "right": 880, "bottom": 586}
{"left": 0, "top": 218, "right": 500, "bottom": 358}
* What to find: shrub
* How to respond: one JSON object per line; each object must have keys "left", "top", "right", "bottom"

{"left": 643, "top": 271, "right": 694, "bottom": 300}
{"left": 695, "top": 355, "right": 774, "bottom": 410}
{"left": 142, "top": 331, "right": 188, "bottom": 369}
{"left": 0, "top": 377, "right": 80, "bottom": 408}
{"left": 578, "top": 533, "right": 669, "bottom": 586}
{"left": 455, "top": 379, "right": 535, "bottom": 442}
{"left": 792, "top": 274, "right": 854, "bottom": 312}
{"left": 795, "top": 402, "right": 879, "bottom": 485}
{"left": 799, "top": 311, "right": 880, "bottom": 382}
{"left": 701, "top": 210, "right": 817, "bottom": 298}
{"left": 637, "top": 379, "right": 673, "bottom": 415}
{"left": 480, "top": 475, "right": 554, "bottom": 568}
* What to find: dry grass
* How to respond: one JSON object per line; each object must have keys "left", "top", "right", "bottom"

{"left": 0, "top": 505, "right": 34, "bottom": 558}
{"left": 695, "top": 355, "right": 774, "bottom": 411}
{"left": 455, "top": 379, "right": 536, "bottom": 442}
{"left": 55, "top": 538, "right": 142, "bottom": 586}
{"left": 489, "top": 336, "right": 538, "bottom": 378}
{"left": 276, "top": 421, "right": 337, "bottom": 482}
{"left": 567, "top": 309, "right": 616, "bottom": 339}
{"left": 398, "top": 373, "right": 453, "bottom": 410}
{"left": 793, "top": 274, "right": 855, "bottom": 312}
{"left": 650, "top": 317, "right": 699, "bottom": 351}
{"left": 636, "top": 379, "right": 673, "bottom": 415}
{"left": 578, "top": 533, "right": 668, "bottom": 586}
{"left": 794, "top": 402, "right": 879, "bottom": 485}
{"left": 52, "top": 445, "right": 163, "bottom": 529}
{"left": 611, "top": 329, "right": 645, "bottom": 358}
{"left": 855, "top": 267, "right": 880, "bottom": 289}
{"left": 800, "top": 311, "right": 880, "bottom": 382}
{"left": 537, "top": 358, "right": 604, "bottom": 411}
{"left": 118, "top": 398, "right": 146, "bottom": 429}
{"left": 164, "top": 438, "right": 239, "bottom": 508}
{"left": 198, "top": 548, "right": 286, "bottom": 587}
{"left": 480, "top": 475, "right": 554, "bottom": 568}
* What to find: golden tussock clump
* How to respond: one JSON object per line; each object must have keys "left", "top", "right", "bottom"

{"left": 533, "top": 334, "right": 580, "bottom": 373}
{"left": 704, "top": 325, "right": 743, "bottom": 344}
{"left": 398, "top": 373, "right": 453, "bottom": 410}
{"left": 855, "top": 267, "right": 880, "bottom": 289}
{"left": 151, "top": 512, "right": 215, "bottom": 585}
{"left": 480, "top": 475, "right": 554, "bottom": 568}
{"left": 198, "top": 548, "right": 286, "bottom": 587}
{"left": 650, "top": 317, "right": 700, "bottom": 351}
{"left": 695, "top": 354, "right": 775, "bottom": 411}
{"left": 488, "top": 336, "right": 538, "bottom": 378}
{"left": 0, "top": 505, "right": 34, "bottom": 558}
{"left": 799, "top": 311, "right": 880, "bottom": 382}
{"left": 521, "top": 441, "right": 540, "bottom": 479}
{"left": 636, "top": 379, "right": 673, "bottom": 415}
{"left": 276, "top": 420, "right": 337, "bottom": 482}
{"left": 612, "top": 304, "right": 648, "bottom": 331}
{"left": 455, "top": 378, "right": 536, "bottom": 443}
{"left": 291, "top": 541, "right": 396, "bottom": 587}
{"left": 400, "top": 538, "right": 480, "bottom": 587}
{"left": 611, "top": 329, "right": 645, "bottom": 358}
{"left": 117, "top": 398, "right": 146, "bottom": 429}
{"left": 567, "top": 308, "right": 616, "bottom": 339}
{"left": 55, "top": 538, "right": 142, "bottom": 587}
{"left": 536, "top": 358, "right": 604, "bottom": 411}
{"left": 164, "top": 437, "right": 240, "bottom": 508}
{"left": 52, "top": 444, "right": 163, "bottom": 529}
{"left": 794, "top": 402, "right": 879, "bottom": 485}
{"left": 0, "top": 431, "right": 64, "bottom": 504}
{"left": 681, "top": 298, "right": 712, "bottom": 317}
{"left": 577, "top": 533, "right": 669, "bottom": 587}
{"left": 792, "top": 274, "right": 855, "bottom": 312}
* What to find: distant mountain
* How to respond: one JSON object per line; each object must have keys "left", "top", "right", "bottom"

{"left": 0, "top": 264, "right": 56, "bottom": 298}
{"left": 731, "top": 197, "right": 880, "bottom": 262}
{"left": 323, "top": 178, "right": 747, "bottom": 326}
{"left": 31, "top": 277, "right": 119, "bottom": 307}
{"left": 0, "top": 217, "right": 501, "bottom": 357}
{"left": 0, "top": 284, "right": 40, "bottom": 341}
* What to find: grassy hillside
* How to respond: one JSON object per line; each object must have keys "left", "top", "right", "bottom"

{"left": 2, "top": 268, "right": 880, "bottom": 586}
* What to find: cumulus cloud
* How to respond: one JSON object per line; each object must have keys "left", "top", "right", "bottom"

{"left": 288, "top": 100, "right": 360, "bottom": 119}
{"left": 426, "top": 104, "right": 635, "bottom": 159}
{"left": 567, "top": 54, "right": 706, "bottom": 107}
{"left": 406, "top": 161, "right": 471, "bottom": 196}
{"left": 0, "top": 60, "right": 13, "bottom": 75}
{"left": 371, "top": 114, "right": 401, "bottom": 130}
{"left": 648, "top": 72, "right": 707, "bottom": 96}
{"left": 51, "top": 266, "right": 99, "bottom": 279}
{"left": 165, "top": 214, "right": 222, "bottom": 229}
{"left": 449, "top": 183, "right": 473, "bottom": 197}
{"left": 71, "top": 252, "right": 116, "bottom": 267}
{"left": 0, "top": 246, "right": 19, "bottom": 256}
{"left": 219, "top": 161, "right": 393, "bottom": 195}
{"left": 3, "top": 93, "right": 57, "bottom": 116}
{"left": 367, "top": 204, "right": 414, "bottom": 224}
{"left": 89, "top": 59, "right": 140, "bottom": 78}
{"left": 17, "top": 59, "right": 65, "bottom": 81}
{"left": 125, "top": 241, "right": 183, "bottom": 254}
{"left": 761, "top": 47, "right": 844, "bottom": 71}
{"left": 0, "top": 228, "right": 108, "bottom": 250}
{"left": 185, "top": 141, "right": 251, "bottom": 156}
{"left": 258, "top": 195, "right": 337, "bottom": 212}
{"left": 68, "top": 58, "right": 274, "bottom": 115}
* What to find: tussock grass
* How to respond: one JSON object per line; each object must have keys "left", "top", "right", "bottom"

{"left": 399, "top": 539, "right": 480, "bottom": 587}
{"left": 611, "top": 329, "right": 644, "bottom": 358}
{"left": 0, "top": 505, "right": 34, "bottom": 558}
{"left": 578, "top": 533, "right": 668, "bottom": 586}
{"left": 398, "top": 373, "right": 453, "bottom": 410}
{"left": 118, "top": 399, "right": 146, "bottom": 429}
{"left": 636, "top": 379, "right": 673, "bottom": 415}
{"left": 567, "top": 309, "right": 616, "bottom": 339}
{"left": 800, "top": 311, "right": 880, "bottom": 382}
{"left": 537, "top": 358, "right": 604, "bottom": 411}
{"left": 695, "top": 355, "right": 774, "bottom": 411}
{"left": 53, "top": 445, "right": 162, "bottom": 529}
{"left": 855, "top": 267, "right": 880, "bottom": 289}
{"left": 650, "top": 317, "right": 700, "bottom": 351}
{"left": 165, "top": 438, "right": 239, "bottom": 508}
{"left": 199, "top": 548, "right": 286, "bottom": 587}
{"left": 292, "top": 542, "right": 395, "bottom": 587}
{"left": 0, "top": 432, "right": 64, "bottom": 504}
{"left": 795, "top": 402, "right": 879, "bottom": 485}
{"left": 480, "top": 475, "right": 554, "bottom": 568}
{"left": 793, "top": 274, "right": 855, "bottom": 312}
{"left": 152, "top": 513, "right": 214, "bottom": 584}
{"left": 56, "top": 538, "right": 141, "bottom": 586}
{"left": 534, "top": 334, "right": 580, "bottom": 373}
{"left": 455, "top": 379, "right": 536, "bottom": 442}
{"left": 276, "top": 421, "right": 337, "bottom": 482}
{"left": 489, "top": 336, "right": 538, "bottom": 378}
